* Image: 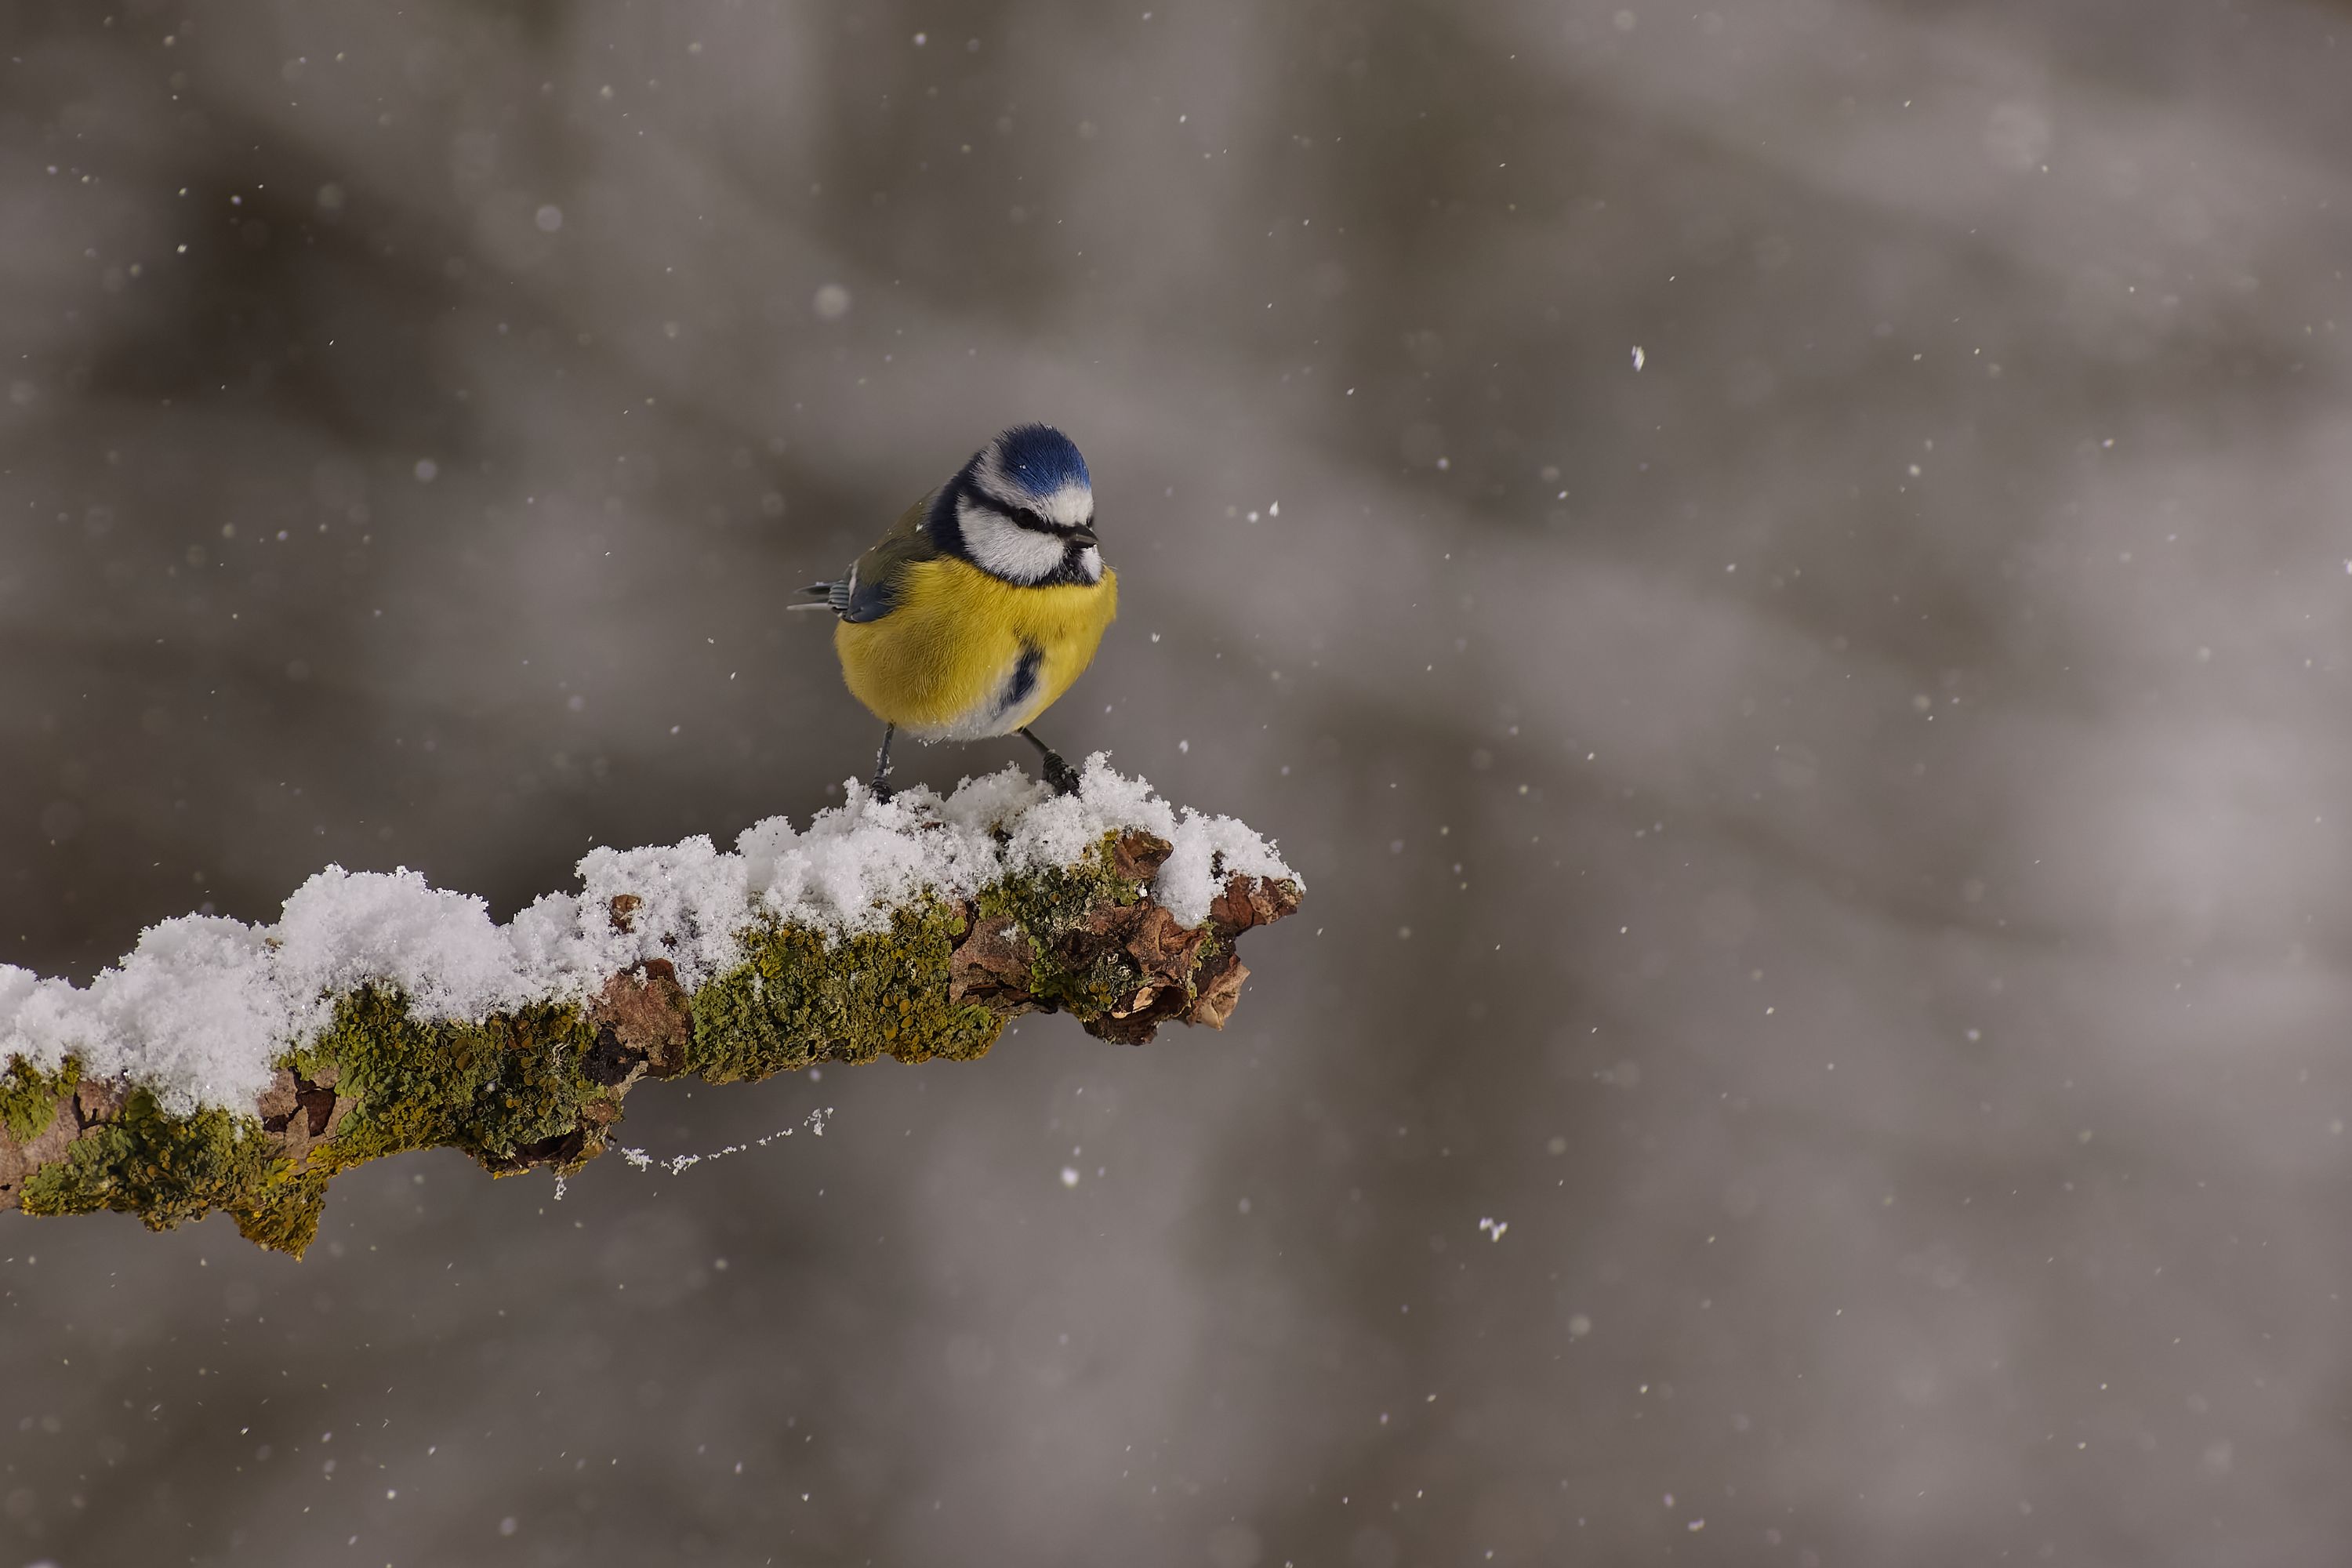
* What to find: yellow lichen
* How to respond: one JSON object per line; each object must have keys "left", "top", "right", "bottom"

{"left": 1, "top": 1056, "right": 76, "bottom": 1146}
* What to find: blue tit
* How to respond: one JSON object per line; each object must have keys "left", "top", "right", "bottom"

{"left": 796, "top": 424, "right": 1117, "bottom": 801}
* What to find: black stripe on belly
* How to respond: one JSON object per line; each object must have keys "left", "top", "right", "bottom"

{"left": 996, "top": 641, "right": 1043, "bottom": 716}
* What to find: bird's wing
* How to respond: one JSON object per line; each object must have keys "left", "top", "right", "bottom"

{"left": 822, "top": 492, "right": 941, "bottom": 623}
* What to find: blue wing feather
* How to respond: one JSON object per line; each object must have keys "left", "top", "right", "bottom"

{"left": 804, "top": 492, "right": 939, "bottom": 622}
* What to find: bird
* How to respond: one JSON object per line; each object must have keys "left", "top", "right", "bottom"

{"left": 795, "top": 424, "right": 1116, "bottom": 802}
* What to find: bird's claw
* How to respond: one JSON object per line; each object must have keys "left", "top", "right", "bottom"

{"left": 1039, "top": 750, "right": 1081, "bottom": 797}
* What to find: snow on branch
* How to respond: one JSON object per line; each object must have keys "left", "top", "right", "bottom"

{"left": 0, "top": 760, "right": 1301, "bottom": 1255}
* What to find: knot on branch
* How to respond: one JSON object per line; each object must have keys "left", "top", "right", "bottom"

{"left": 255, "top": 1065, "right": 349, "bottom": 1172}
{"left": 948, "top": 913, "right": 1040, "bottom": 1012}
{"left": 585, "top": 959, "right": 693, "bottom": 1087}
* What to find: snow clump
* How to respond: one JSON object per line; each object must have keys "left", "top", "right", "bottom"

{"left": 0, "top": 758, "right": 1294, "bottom": 1115}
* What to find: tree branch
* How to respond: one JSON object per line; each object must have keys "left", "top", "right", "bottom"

{"left": 0, "top": 774, "right": 1301, "bottom": 1256}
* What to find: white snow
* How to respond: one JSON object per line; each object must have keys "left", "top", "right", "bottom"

{"left": 0, "top": 758, "right": 1294, "bottom": 1116}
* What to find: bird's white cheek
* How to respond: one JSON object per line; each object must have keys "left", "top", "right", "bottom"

{"left": 1077, "top": 544, "right": 1102, "bottom": 582}
{"left": 958, "top": 499, "right": 1065, "bottom": 582}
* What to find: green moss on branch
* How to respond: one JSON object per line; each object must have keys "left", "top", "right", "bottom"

{"left": 0, "top": 829, "right": 1300, "bottom": 1255}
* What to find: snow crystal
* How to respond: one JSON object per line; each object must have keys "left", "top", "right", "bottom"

{"left": 0, "top": 760, "right": 1294, "bottom": 1115}
{"left": 276, "top": 867, "right": 532, "bottom": 1033}
{"left": 2, "top": 916, "right": 289, "bottom": 1113}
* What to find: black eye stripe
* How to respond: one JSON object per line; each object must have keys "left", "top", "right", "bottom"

{"left": 958, "top": 462, "right": 1098, "bottom": 539}
{"left": 979, "top": 493, "right": 1090, "bottom": 535}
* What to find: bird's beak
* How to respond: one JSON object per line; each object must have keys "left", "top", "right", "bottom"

{"left": 1069, "top": 524, "right": 1098, "bottom": 549}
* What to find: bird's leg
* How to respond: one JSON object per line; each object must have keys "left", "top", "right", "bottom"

{"left": 869, "top": 723, "right": 897, "bottom": 803}
{"left": 1017, "top": 726, "right": 1081, "bottom": 797}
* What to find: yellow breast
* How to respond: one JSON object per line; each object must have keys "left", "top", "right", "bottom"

{"left": 834, "top": 558, "right": 1118, "bottom": 741}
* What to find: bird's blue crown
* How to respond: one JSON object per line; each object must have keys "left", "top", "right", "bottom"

{"left": 986, "top": 423, "right": 1090, "bottom": 499}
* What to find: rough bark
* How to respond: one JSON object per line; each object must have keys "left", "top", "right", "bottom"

{"left": 0, "top": 829, "right": 1300, "bottom": 1256}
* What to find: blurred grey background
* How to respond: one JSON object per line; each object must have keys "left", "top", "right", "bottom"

{"left": 5, "top": 0, "right": 2352, "bottom": 1563}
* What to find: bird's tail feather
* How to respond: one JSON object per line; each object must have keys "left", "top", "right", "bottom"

{"left": 788, "top": 579, "right": 844, "bottom": 613}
